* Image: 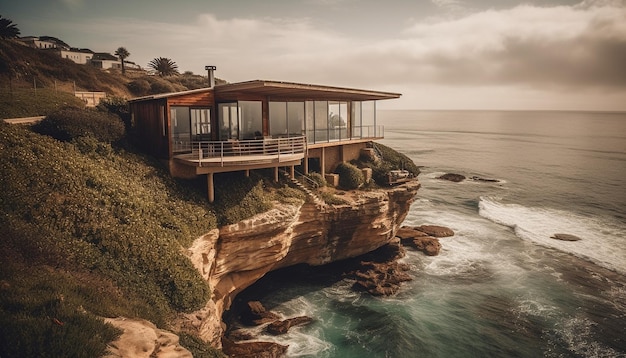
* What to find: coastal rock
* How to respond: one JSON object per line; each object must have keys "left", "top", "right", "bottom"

{"left": 222, "top": 337, "right": 288, "bottom": 358}
{"left": 395, "top": 226, "right": 429, "bottom": 240}
{"left": 242, "top": 301, "right": 280, "bottom": 326}
{"left": 412, "top": 236, "right": 442, "bottom": 256}
{"left": 437, "top": 173, "right": 466, "bottom": 182}
{"left": 550, "top": 233, "right": 582, "bottom": 241}
{"left": 471, "top": 176, "right": 500, "bottom": 183}
{"left": 416, "top": 225, "right": 455, "bottom": 238}
{"left": 103, "top": 317, "right": 192, "bottom": 358}
{"left": 175, "top": 181, "right": 420, "bottom": 347}
{"left": 266, "top": 316, "right": 314, "bottom": 335}
{"left": 352, "top": 261, "right": 412, "bottom": 296}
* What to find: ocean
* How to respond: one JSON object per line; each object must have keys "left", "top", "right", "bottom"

{"left": 229, "top": 110, "right": 626, "bottom": 357}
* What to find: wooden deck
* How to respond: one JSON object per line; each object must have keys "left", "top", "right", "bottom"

{"left": 173, "top": 136, "right": 306, "bottom": 173}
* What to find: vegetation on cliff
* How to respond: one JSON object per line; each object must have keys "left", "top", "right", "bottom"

{"left": 0, "top": 107, "right": 306, "bottom": 356}
{"left": 0, "top": 120, "right": 220, "bottom": 356}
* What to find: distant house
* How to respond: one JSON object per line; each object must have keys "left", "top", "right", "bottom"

{"left": 90, "top": 52, "right": 121, "bottom": 69}
{"left": 57, "top": 48, "right": 94, "bottom": 65}
{"left": 18, "top": 36, "right": 69, "bottom": 50}
{"left": 129, "top": 72, "right": 400, "bottom": 202}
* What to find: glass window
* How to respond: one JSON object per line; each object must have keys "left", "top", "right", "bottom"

{"left": 287, "top": 102, "right": 304, "bottom": 136}
{"left": 314, "top": 101, "right": 328, "bottom": 142}
{"left": 239, "top": 101, "right": 262, "bottom": 139}
{"left": 328, "top": 101, "right": 347, "bottom": 141}
{"left": 171, "top": 106, "right": 191, "bottom": 152}
{"left": 218, "top": 102, "right": 238, "bottom": 140}
{"left": 305, "top": 101, "right": 315, "bottom": 143}
{"left": 362, "top": 101, "right": 376, "bottom": 137}
{"left": 191, "top": 108, "right": 211, "bottom": 140}
{"left": 352, "top": 101, "right": 362, "bottom": 138}
{"left": 269, "top": 102, "right": 287, "bottom": 137}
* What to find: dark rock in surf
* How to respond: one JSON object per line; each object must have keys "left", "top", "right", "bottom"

{"left": 242, "top": 301, "right": 280, "bottom": 326}
{"left": 438, "top": 173, "right": 466, "bottom": 182}
{"left": 352, "top": 260, "right": 412, "bottom": 296}
{"left": 416, "top": 225, "right": 455, "bottom": 238}
{"left": 266, "top": 316, "right": 314, "bottom": 335}
{"left": 550, "top": 233, "right": 582, "bottom": 241}
{"left": 222, "top": 337, "right": 288, "bottom": 358}
{"left": 412, "top": 236, "right": 442, "bottom": 256}
{"left": 471, "top": 176, "right": 500, "bottom": 183}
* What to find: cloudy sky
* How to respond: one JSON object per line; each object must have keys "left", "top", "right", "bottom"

{"left": 3, "top": 0, "right": 625, "bottom": 110}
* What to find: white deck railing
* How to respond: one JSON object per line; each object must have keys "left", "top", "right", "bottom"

{"left": 174, "top": 136, "right": 307, "bottom": 166}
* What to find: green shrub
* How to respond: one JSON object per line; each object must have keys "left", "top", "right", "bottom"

{"left": 178, "top": 333, "right": 227, "bottom": 358}
{"left": 127, "top": 79, "right": 151, "bottom": 96}
{"left": 213, "top": 173, "right": 273, "bottom": 226}
{"left": 320, "top": 191, "right": 349, "bottom": 205}
{"left": 355, "top": 143, "right": 420, "bottom": 187}
{"left": 275, "top": 185, "right": 306, "bottom": 205}
{"left": 96, "top": 96, "right": 131, "bottom": 130}
{"left": 33, "top": 108, "right": 125, "bottom": 143}
{"left": 307, "top": 172, "right": 327, "bottom": 188}
{"left": 334, "top": 162, "right": 364, "bottom": 190}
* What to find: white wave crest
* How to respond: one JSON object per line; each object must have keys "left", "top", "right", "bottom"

{"left": 478, "top": 197, "right": 626, "bottom": 274}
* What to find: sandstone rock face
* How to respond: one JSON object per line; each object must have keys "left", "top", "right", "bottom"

{"left": 177, "top": 181, "right": 420, "bottom": 347}
{"left": 416, "top": 225, "right": 455, "bottom": 238}
{"left": 103, "top": 318, "right": 192, "bottom": 358}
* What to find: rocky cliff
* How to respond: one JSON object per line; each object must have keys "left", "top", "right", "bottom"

{"left": 174, "top": 181, "right": 420, "bottom": 347}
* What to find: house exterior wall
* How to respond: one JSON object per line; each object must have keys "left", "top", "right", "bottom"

{"left": 130, "top": 99, "right": 170, "bottom": 159}
{"left": 58, "top": 50, "right": 93, "bottom": 64}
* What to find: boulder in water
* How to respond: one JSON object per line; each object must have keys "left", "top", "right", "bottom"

{"left": 437, "top": 173, "right": 466, "bottom": 182}
{"left": 416, "top": 225, "right": 455, "bottom": 238}
{"left": 266, "top": 316, "right": 314, "bottom": 335}
{"left": 550, "top": 233, "right": 582, "bottom": 241}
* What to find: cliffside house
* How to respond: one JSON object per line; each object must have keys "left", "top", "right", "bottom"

{"left": 129, "top": 75, "right": 400, "bottom": 202}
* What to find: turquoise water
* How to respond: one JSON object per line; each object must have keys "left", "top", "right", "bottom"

{"left": 229, "top": 111, "right": 626, "bottom": 357}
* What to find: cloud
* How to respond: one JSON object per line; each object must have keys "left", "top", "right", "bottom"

{"left": 339, "top": 1, "right": 626, "bottom": 91}
{"left": 69, "top": 1, "right": 626, "bottom": 109}
{"left": 430, "top": 0, "right": 467, "bottom": 12}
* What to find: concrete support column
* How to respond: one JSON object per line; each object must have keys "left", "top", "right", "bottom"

{"left": 303, "top": 156, "right": 309, "bottom": 175}
{"left": 207, "top": 173, "right": 214, "bottom": 203}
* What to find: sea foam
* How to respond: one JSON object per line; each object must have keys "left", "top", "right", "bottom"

{"left": 478, "top": 197, "right": 626, "bottom": 274}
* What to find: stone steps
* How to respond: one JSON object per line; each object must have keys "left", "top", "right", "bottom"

{"left": 280, "top": 170, "right": 326, "bottom": 208}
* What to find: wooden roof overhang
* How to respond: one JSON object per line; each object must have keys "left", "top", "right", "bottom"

{"left": 214, "top": 80, "right": 401, "bottom": 101}
{"left": 128, "top": 88, "right": 213, "bottom": 103}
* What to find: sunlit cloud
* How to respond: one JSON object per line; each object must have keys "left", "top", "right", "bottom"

{"left": 68, "top": 0, "right": 626, "bottom": 109}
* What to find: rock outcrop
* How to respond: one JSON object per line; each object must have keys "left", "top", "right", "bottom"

{"left": 104, "top": 318, "right": 192, "bottom": 358}
{"left": 437, "top": 173, "right": 466, "bottom": 182}
{"left": 175, "top": 181, "right": 420, "bottom": 348}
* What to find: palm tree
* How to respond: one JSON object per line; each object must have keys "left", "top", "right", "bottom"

{"left": 0, "top": 15, "right": 20, "bottom": 39}
{"left": 115, "top": 47, "right": 130, "bottom": 75}
{"left": 148, "top": 57, "right": 179, "bottom": 77}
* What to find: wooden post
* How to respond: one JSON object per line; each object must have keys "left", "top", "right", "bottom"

{"left": 245, "top": 169, "right": 250, "bottom": 177}
{"left": 207, "top": 173, "right": 214, "bottom": 203}
{"left": 320, "top": 148, "right": 326, "bottom": 176}
{"left": 303, "top": 156, "right": 309, "bottom": 175}
{"left": 274, "top": 167, "right": 279, "bottom": 182}
{"left": 290, "top": 165, "right": 295, "bottom": 179}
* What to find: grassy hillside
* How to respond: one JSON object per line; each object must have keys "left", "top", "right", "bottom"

{"left": 0, "top": 108, "right": 303, "bottom": 357}
{"left": 0, "top": 122, "right": 223, "bottom": 356}
{"left": 0, "top": 39, "right": 224, "bottom": 119}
